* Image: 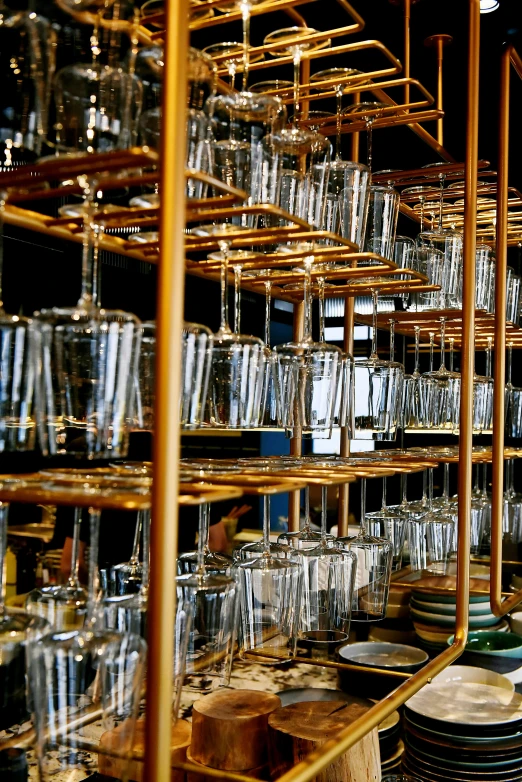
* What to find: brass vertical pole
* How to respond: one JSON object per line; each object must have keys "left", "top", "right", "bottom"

{"left": 145, "top": 0, "right": 188, "bottom": 777}
{"left": 424, "top": 34, "right": 453, "bottom": 146}
{"left": 350, "top": 90, "right": 360, "bottom": 162}
{"left": 337, "top": 296, "right": 354, "bottom": 536}
{"left": 455, "top": 0, "right": 479, "bottom": 643}
{"left": 491, "top": 45, "right": 511, "bottom": 615}
{"left": 403, "top": 0, "right": 411, "bottom": 107}
{"left": 288, "top": 301, "right": 304, "bottom": 532}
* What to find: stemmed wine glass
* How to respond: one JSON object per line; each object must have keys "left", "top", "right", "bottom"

{"left": 505, "top": 342, "right": 522, "bottom": 437}
{"left": 342, "top": 102, "right": 395, "bottom": 171}
{"left": 179, "top": 502, "right": 233, "bottom": 574}
{"left": 108, "top": 510, "right": 150, "bottom": 595}
{"left": 353, "top": 289, "right": 404, "bottom": 440}
{"left": 338, "top": 478, "right": 393, "bottom": 621}
{"left": 274, "top": 255, "right": 342, "bottom": 437}
{"left": 237, "top": 491, "right": 302, "bottom": 662}
{"left": 190, "top": 227, "right": 266, "bottom": 428}
{"left": 202, "top": 42, "right": 245, "bottom": 90}
{"left": 309, "top": 68, "right": 367, "bottom": 161}
{"left": 402, "top": 326, "right": 422, "bottom": 430}
{"left": 420, "top": 318, "right": 461, "bottom": 431}
{"left": 26, "top": 508, "right": 88, "bottom": 630}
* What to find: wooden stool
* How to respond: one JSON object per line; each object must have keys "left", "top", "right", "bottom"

{"left": 268, "top": 701, "right": 381, "bottom": 782}
{"left": 99, "top": 717, "right": 192, "bottom": 782}
{"left": 191, "top": 689, "right": 281, "bottom": 771}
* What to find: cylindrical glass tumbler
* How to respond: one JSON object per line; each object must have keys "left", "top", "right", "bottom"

{"left": 363, "top": 185, "right": 399, "bottom": 261}
{"left": 181, "top": 322, "right": 213, "bottom": 429}
{"left": 29, "top": 629, "right": 146, "bottom": 782}
{"left": 34, "top": 310, "right": 141, "bottom": 458}
{"left": 0, "top": 315, "right": 36, "bottom": 452}
{"left": 326, "top": 161, "right": 370, "bottom": 248}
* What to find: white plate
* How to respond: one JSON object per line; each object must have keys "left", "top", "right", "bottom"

{"left": 430, "top": 665, "right": 514, "bottom": 692}
{"left": 411, "top": 598, "right": 493, "bottom": 616}
{"left": 406, "top": 682, "right": 522, "bottom": 726}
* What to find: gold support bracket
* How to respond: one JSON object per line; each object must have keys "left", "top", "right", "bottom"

{"left": 425, "top": 34, "right": 453, "bottom": 145}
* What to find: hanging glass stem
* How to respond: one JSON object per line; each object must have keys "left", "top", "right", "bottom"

{"left": 292, "top": 48, "right": 302, "bottom": 125}
{"left": 400, "top": 473, "right": 408, "bottom": 509}
{"left": 414, "top": 326, "right": 421, "bottom": 375}
{"left": 303, "top": 256, "right": 314, "bottom": 341}
{"left": 129, "top": 511, "right": 143, "bottom": 567}
{"left": 449, "top": 337, "right": 455, "bottom": 372}
{"left": 360, "top": 478, "right": 367, "bottom": 536}
{"left": 443, "top": 463, "right": 450, "bottom": 501}
{"left": 381, "top": 477, "right": 387, "bottom": 510}
{"left": 429, "top": 331, "right": 435, "bottom": 372}
{"left": 218, "top": 240, "right": 232, "bottom": 335}
{"left": 262, "top": 495, "right": 271, "bottom": 555}
{"left": 439, "top": 318, "right": 446, "bottom": 370}
{"left": 389, "top": 318, "right": 396, "bottom": 362}
{"left": 69, "top": 508, "right": 83, "bottom": 589}
{"left": 240, "top": 0, "right": 252, "bottom": 91}
{"left": 318, "top": 277, "right": 325, "bottom": 342}
{"left": 0, "top": 193, "right": 5, "bottom": 313}
{"left": 264, "top": 280, "right": 272, "bottom": 345}
{"left": 437, "top": 174, "right": 446, "bottom": 230}
{"left": 371, "top": 289, "right": 379, "bottom": 359}
{"left": 196, "top": 503, "right": 209, "bottom": 577}
{"left": 421, "top": 469, "right": 428, "bottom": 507}
{"left": 233, "top": 264, "right": 242, "bottom": 334}
{"left": 486, "top": 337, "right": 492, "bottom": 377}
{"left": 321, "top": 486, "right": 328, "bottom": 544}
{"left": 141, "top": 509, "right": 151, "bottom": 596}
{"left": 507, "top": 341, "right": 513, "bottom": 386}
{"left": 419, "top": 196, "right": 425, "bottom": 232}
{"left": 228, "top": 60, "right": 237, "bottom": 90}
{"left": 87, "top": 508, "right": 101, "bottom": 622}
{"left": 365, "top": 118, "right": 373, "bottom": 171}
{"left": 335, "top": 85, "right": 343, "bottom": 160}
{"left": 428, "top": 468, "right": 434, "bottom": 510}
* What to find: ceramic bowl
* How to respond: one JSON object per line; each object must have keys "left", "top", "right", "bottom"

{"left": 431, "top": 664, "right": 515, "bottom": 692}
{"left": 337, "top": 642, "right": 428, "bottom": 699}
{"left": 449, "top": 631, "right": 522, "bottom": 657}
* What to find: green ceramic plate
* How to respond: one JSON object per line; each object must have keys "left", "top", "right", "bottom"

{"left": 411, "top": 607, "right": 500, "bottom": 628}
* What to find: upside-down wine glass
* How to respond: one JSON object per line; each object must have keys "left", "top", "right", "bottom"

{"left": 420, "top": 318, "right": 461, "bottom": 431}
{"left": 26, "top": 508, "right": 88, "bottom": 630}
{"left": 179, "top": 503, "right": 233, "bottom": 574}
{"left": 338, "top": 478, "right": 393, "bottom": 621}
{"left": 237, "top": 489, "right": 302, "bottom": 662}
{"left": 297, "top": 485, "right": 356, "bottom": 650}
{"left": 353, "top": 288, "right": 404, "bottom": 440}
{"left": 342, "top": 101, "right": 395, "bottom": 171}
{"left": 190, "top": 228, "right": 266, "bottom": 428}
{"left": 274, "top": 255, "right": 343, "bottom": 437}
{"left": 402, "top": 326, "right": 422, "bottom": 430}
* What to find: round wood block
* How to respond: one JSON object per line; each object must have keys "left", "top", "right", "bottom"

{"left": 268, "top": 701, "right": 381, "bottom": 782}
{"left": 99, "top": 717, "right": 191, "bottom": 782}
{"left": 191, "top": 689, "right": 282, "bottom": 770}
{"left": 186, "top": 749, "right": 268, "bottom": 781}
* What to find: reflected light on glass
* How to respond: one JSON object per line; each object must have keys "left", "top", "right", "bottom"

{"left": 479, "top": 0, "right": 499, "bottom": 12}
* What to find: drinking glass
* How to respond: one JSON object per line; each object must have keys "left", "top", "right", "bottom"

{"left": 325, "top": 161, "right": 370, "bottom": 247}
{"left": 408, "top": 247, "right": 446, "bottom": 311}
{"left": 342, "top": 101, "right": 395, "bottom": 170}
{"left": 416, "top": 226, "right": 462, "bottom": 309}
{"left": 235, "top": 494, "right": 298, "bottom": 561}
{"left": 275, "top": 127, "right": 331, "bottom": 229}
{"left": 181, "top": 322, "right": 213, "bottom": 429}
{"left": 475, "top": 244, "right": 495, "bottom": 312}
{"left": 505, "top": 343, "right": 522, "bottom": 437}
{"left": 298, "top": 486, "right": 356, "bottom": 644}
{"left": 0, "top": 502, "right": 49, "bottom": 737}
{"left": 206, "top": 91, "right": 286, "bottom": 213}
{"left": 52, "top": 64, "right": 143, "bottom": 153}
{"left": 264, "top": 27, "right": 330, "bottom": 126}
{"left": 274, "top": 255, "right": 342, "bottom": 436}
{"left": 420, "top": 318, "right": 461, "bottom": 431}
{"left": 190, "top": 228, "right": 266, "bottom": 428}
{"left": 338, "top": 478, "right": 393, "bottom": 622}
{"left": 364, "top": 185, "right": 400, "bottom": 261}
{"left": 26, "top": 508, "right": 88, "bottom": 630}
{"left": 407, "top": 469, "right": 456, "bottom": 574}
{"left": 402, "top": 326, "right": 422, "bottom": 429}
{"left": 109, "top": 510, "right": 149, "bottom": 595}
{"left": 29, "top": 629, "right": 146, "bottom": 782}
{"left": 506, "top": 267, "right": 521, "bottom": 324}
{"left": 237, "top": 496, "right": 302, "bottom": 661}
{"left": 202, "top": 42, "right": 244, "bottom": 90}
{"left": 353, "top": 290, "right": 404, "bottom": 440}
{"left": 178, "top": 503, "right": 233, "bottom": 574}
{"left": 309, "top": 67, "right": 367, "bottom": 161}
{"left": 131, "top": 321, "right": 156, "bottom": 433}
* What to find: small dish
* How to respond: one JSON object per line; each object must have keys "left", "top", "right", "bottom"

{"left": 337, "top": 642, "right": 428, "bottom": 699}
{"left": 511, "top": 611, "right": 522, "bottom": 636}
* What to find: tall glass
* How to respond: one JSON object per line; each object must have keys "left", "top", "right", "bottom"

{"left": 364, "top": 186, "right": 400, "bottom": 261}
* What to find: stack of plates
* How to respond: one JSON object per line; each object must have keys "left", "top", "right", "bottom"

{"left": 403, "top": 681, "right": 522, "bottom": 781}
{"left": 378, "top": 709, "right": 403, "bottom": 775}
{"left": 410, "top": 577, "right": 508, "bottom": 651}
